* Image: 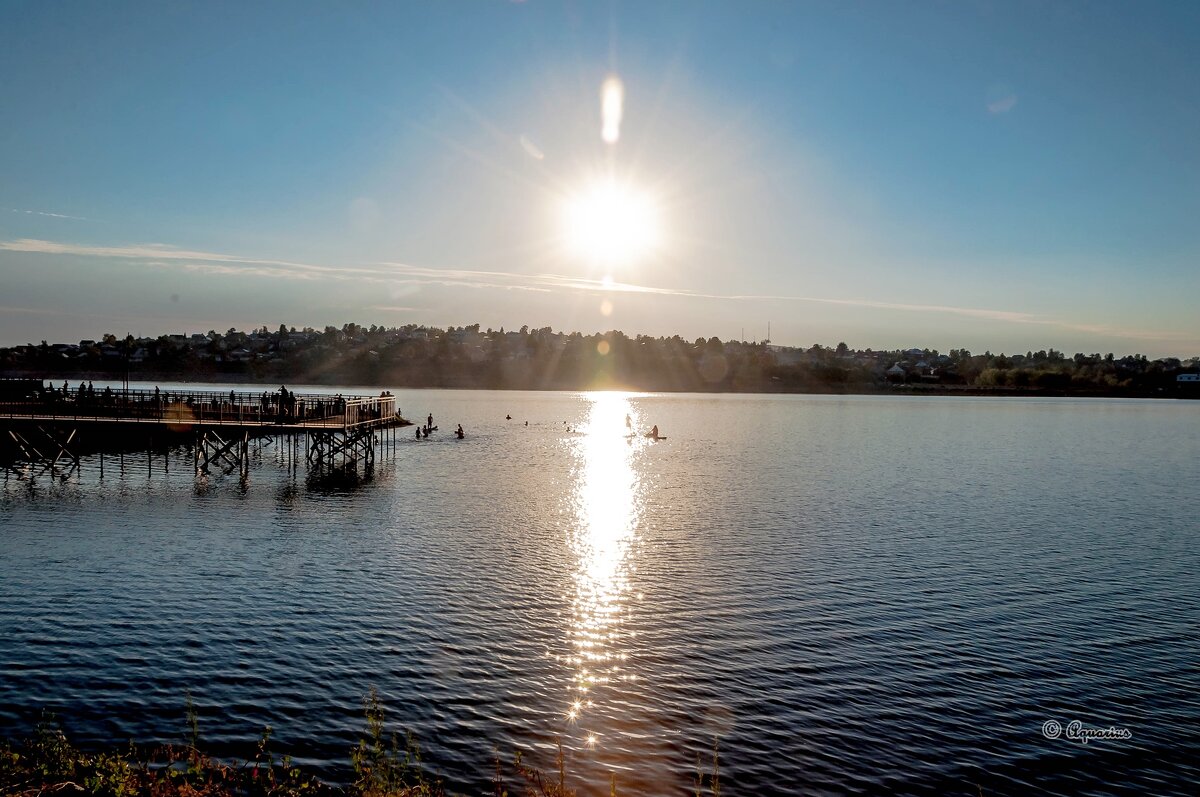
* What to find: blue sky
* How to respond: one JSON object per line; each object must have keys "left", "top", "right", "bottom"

{"left": 2, "top": 1, "right": 1197, "bottom": 356}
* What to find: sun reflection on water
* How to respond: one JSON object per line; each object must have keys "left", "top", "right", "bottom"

{"left": 564, "top": 392, "right": 643, "bottom": 738}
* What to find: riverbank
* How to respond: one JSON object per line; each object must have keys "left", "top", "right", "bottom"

{"left": 0, "top": 695, "right": 724, "bottom": 797}
{"left": 3, "top": 370, "right": 1193, "bottom": 400}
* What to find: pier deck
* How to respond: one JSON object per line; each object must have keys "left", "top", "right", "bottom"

{"left": 1, "top": 386, "right": 401, "bottom": 430}
{"left": 1, "top": 385, "right": 410, "bottom": 477}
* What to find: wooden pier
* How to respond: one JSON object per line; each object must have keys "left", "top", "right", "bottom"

{"left": 0, "top": 383, "right": 409, "bottom": 480}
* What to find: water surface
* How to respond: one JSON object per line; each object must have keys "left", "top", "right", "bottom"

{"left": 2, "top": 390, "right": 1197, "bottom": 795}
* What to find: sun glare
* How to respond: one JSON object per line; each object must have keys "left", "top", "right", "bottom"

{"left": 561, "top": 393, "right": 642, "bottom": 740}
{"left": 562, "top": 178, "right": 661, "bottom": 266}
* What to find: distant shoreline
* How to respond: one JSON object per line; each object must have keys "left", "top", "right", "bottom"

{"left": 4, "top": 370, "right": 1193, "bottom": 400}
{"left": 5, "top": 328, "right": 1195, "bottom": 400}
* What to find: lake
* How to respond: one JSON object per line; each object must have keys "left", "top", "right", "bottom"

{"left": 2, "top": 389, "right": 1197, "bottom": 795}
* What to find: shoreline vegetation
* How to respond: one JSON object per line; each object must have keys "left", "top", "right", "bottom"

{"left": 2, "top": 324, "right": 1196, "bottom": 399}
{"left": 0, "top": 691, "right": 725, "bottom": 797}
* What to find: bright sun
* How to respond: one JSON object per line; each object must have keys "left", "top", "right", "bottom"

{"left": 562, "top": 178, "right": 661, "bottom": 267}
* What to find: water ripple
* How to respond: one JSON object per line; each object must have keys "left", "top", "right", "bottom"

{"left": 1, "top": 392, "right": 1198, "bottom": 795}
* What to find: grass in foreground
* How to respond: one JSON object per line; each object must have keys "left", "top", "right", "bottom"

{"left": 0, "top": 690, "right": 723, "bottom": 797}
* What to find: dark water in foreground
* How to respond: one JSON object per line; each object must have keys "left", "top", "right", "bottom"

{"left": 2, "top": 390, "right": 1198, "bottom": 795}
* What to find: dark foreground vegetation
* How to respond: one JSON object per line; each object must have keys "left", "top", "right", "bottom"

{"left": 0, "top": 692, "right": 722, "bottom": 797}
{"left": 2, "top": 323, "right": 1197, "bottom": 396}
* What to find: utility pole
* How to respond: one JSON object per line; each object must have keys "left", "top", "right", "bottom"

{"left": 122, "top": 337, "right": 130, "bottom": 395}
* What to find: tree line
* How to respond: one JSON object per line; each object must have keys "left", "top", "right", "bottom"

{"left": 1, "top": 323, "right": 1196, "bottom": 396}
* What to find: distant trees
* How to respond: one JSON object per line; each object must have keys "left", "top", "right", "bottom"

{"left": 1, "top": 321, "right": 1194, "bottom": 395}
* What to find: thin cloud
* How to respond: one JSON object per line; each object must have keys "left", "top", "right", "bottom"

{"left": 0, "top": 305, "right": 62, "bottom": 315}
{"left": 987, "top": 94, "right": 1018, "bottom": 114}
{"left": 743, "top": 295, "right": 1037, "bottom": 324}
{"left": 10, "top": 208, "right": 89, "bottom": 221}
{"left": 721, "top": 293, "right": 1183, "bottom": 341}
{"left": 141, "top": 260, "right": 326, "bottom": 281}
{"left": 1048, "top": 320, "right": 1192, "bottom": 343}
{"left": 2, "top": 238, "right": 556, "bottom": 288}
{"left": 1, "top": 238, "right": 337, "bottom": 273}
{"left": 369, "top": 305, "right": 427, "bottom": 313}
{"left": 386, "top": 277, "right": 554, "bottom": 294}
{"left": 2, "top": 236, "right": 1180, "bottom": 343}
{"left": 0, "top": 303, "right": 239, "bottom": 330}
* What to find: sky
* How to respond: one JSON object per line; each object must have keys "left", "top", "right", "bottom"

{"left": 1, "top": 0, "right": 1198, "bottom": 357}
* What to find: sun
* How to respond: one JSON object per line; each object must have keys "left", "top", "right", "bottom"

{"left": 561, "top": 177, "right": 662, "bottom": 267}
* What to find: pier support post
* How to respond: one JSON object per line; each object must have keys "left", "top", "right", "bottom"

{"left": 304, "top": 427, "right": 375, "bottom": 473}
{"left": 4, "top": 425, "right": 80, "bottom": 480}
{"left": 196, "top": 429, "right": 251, "bottom": 476}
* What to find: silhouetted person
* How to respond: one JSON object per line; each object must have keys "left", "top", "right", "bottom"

{"left": 456, "top": 424, "right": 464, "bottom": 439}
{"left": 427, "top": 412, "right": 433, "bottom": 428}
{"left": 650, "top": 424, "right": 659, "bottom": 440}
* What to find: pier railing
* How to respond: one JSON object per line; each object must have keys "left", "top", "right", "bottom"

{"left": 0, "top": 387, "right": 398, "bottom": 431}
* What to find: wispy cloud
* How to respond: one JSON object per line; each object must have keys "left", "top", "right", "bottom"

{"left": 730, "top": 294, "right": 1038, "bottom": 324}
{"left": 0, "top": 238, "right": 555, "bottom": 289}
{"left": 374, "top": 262, "right": 558, "bottom": 292}
{"left": 10, "top": 208, "right": 89, "bottom": 221}
{"left": 0, "top": 304, "right": 63, "bottom": 315}
{"left": 369, "top": 305, "right": 427, "bottom": 313}
{"left": 141, "top": 260, "right": 324, "bottom": 281}
{"left": 1043, "top": 320, "right": 1190, "bottom": 343}
{"left": 0, "top": 303, "right": 240, "bottom": 331}
{"left": 1, "top": 237, "right": 1183, "bottom": 343}
{"left": 0, "top": 238, "right": 382, "bottom": 282}
{"left": 987, "top": 94, "right": 1018, "bottom": 114}
{"left": 2, "top": 238, "right": 329, "bottom": 270}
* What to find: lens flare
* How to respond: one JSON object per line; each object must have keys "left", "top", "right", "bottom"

{"left": 601, "top": 76, "right": 624, "bottom": 144}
